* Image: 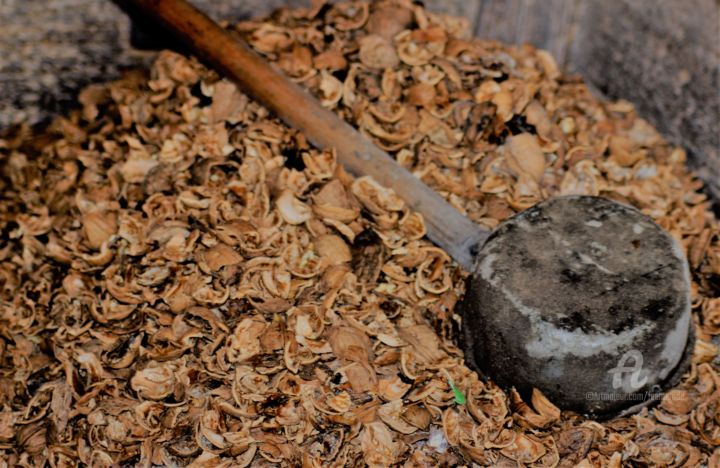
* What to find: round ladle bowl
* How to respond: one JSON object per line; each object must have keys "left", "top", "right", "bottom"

{"left": 459, "top": 196, "right": 693, "bottom": 418}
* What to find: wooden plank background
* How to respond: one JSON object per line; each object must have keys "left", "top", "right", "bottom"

{"left": 472, "top": 0, "right": 719, "bottom": 203}
{"left": 1, "top": 0, "right": 718, "bottom": 203}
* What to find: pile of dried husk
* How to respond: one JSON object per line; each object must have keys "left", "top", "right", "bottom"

{"left": 0, "top": 1, "right": 718, "bottom": 466}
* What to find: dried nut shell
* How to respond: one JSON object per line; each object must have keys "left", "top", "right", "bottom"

{"left": 351, "top": 176, "right": 405, "bottom": 214}
{"left": 276, "top": 190, "right": 312, "bottom": 225}
{"left": 660, "top": 389, "right": 694, "bottom": 415}
{"left": 500, "top": 433, "right": 548, "bottom": 463}
{"left": 359, "top": 35, "right": 400, "bottom": 69}
{"left": 492, "top": 90, "right": 513, "bottom": 122}
{"left": 378, "top": 400, "right": 417, "bottom": 434}
{"left": 130, "top": 362, "right": 178, "bottom": 400}
{"left": 198, "top": 243, "right": 243, "bottom": 271}
{"left": 328, "top": 325, "right": 377, "bottom": 393}
{"left": 312, "top": 179, "right": 360, "bottom": 222}
{"left": 331, "top": 1, "right": 369, "bottom": 31}
{"left": 314, "top": 49, "right": 347, "bottom": 70}
{"left": 82, "top": 210, "right": 117, "bottom": 249}
{"left": 367, "top": 4, "right": 413, "bottom": 40}
{"left": 315, "top": 234, "right": 352, "bottom": 265}
{"left": 361, "top": 421, "right": 400, "bottom": 468}
{"left": 318, "top": 71, "right": 344, "bottom": 107}
{"left": 407, "top": 83, "right": 436, "bottom": 106}
{"left": 505, "top": 133, "right": 546, "bottom": 182}
{"left": 401, "top": 404, "right": 432, "bottom": 430}
{"left": 377, "top": 375, "right": 411, "bottom": 401}
{"left": 120, "top": 155, "right": 159, "bottom": 183}
{"left": 210, "top": 80, "right": 247, "bottom": 123}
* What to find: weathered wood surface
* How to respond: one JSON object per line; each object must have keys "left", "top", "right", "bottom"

{"left": 475, "top": 0, "right": 578, "bottom": 64}
{"left": 1, "top": 0, "right": 718, "bottom": 201}
{"left": 474, "top": 0, "right": 719, "bottom": 202}
{"left": 0, "top": 0, "right": 303, "bottom": 127}
{"left": 569, "top": 0, "right": 720, "bottom": 203}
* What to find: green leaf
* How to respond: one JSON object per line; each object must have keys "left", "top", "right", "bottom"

{"left": 449, "top": 379, "right": 466, "bottom": 405}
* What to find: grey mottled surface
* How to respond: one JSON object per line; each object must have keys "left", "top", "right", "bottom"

{"left": 460, "top": 196, "right": 693, "bottom": 418}
{"left": 1, "top": 0, "right": 140, "bottom": 126}
{"left": 0, "top": 0, "right": 305, "bottom": 127}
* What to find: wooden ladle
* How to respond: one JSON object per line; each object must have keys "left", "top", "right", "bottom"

{"left": 122, "top": 0, "right": 694, "bottom": 418}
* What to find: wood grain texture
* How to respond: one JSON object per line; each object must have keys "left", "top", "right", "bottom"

{"left": 569, "top": 0, "right": 720, "bottom": 202}
{"left": 424, "top": 0, "right": 482, "bottom": 21}
{"left": 475, "top": 0, "right": 577, "bottom": 63}
{"left": 475, "top": 0, "right": 527, "bottom": 44}
{"left": 515, "top": 0, "right": 577, "bottom": 64}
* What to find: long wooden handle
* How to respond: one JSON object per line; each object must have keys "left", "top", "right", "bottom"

{"left": 122, "top": 0, "right": 488, "bottom": 269}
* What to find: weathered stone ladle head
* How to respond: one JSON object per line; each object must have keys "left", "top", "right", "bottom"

{"left": 459, "top": 196, "right": 693, "bottom": 418}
